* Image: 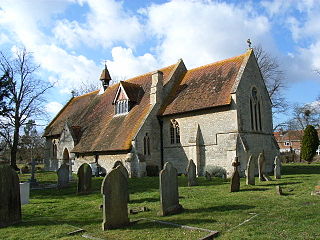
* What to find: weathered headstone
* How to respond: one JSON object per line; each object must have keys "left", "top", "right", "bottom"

{"left": 159, "top": 162, "right": 183, "bottom": 216}
{"left": 205, "top": 171, "right": 211, "bottom": 181}
{"left": 101, "top": 166, "right": 129, "bottom": 230}
{"left": 77, "top": 163, "right": 92, "bottom": 195}
{"left": 274, "top": 155, "right": 281, "bottom": 179}
{"left": 230, "top": 157, "right": 240, "bottom": 192}
{"left": 57, "top": 163, "right": 69, "bottom": 189}
{"left": 276, "top": 185, "right": 283, "bottom": 195}
{"left": 245, "top": 155, "right": 255, "bottom": 185}
{"left": 113, "top": 161, "right": 129, "bottom": 201}
{"left": 186, "top": 159, "right": 198, "bottom": 186}
{"left": 113, "top": 161, "right": 129, "bottom": 179}
{"left": 0, "top": 162, "right": 21, "bottom": 228}
{"left": 258, "top": 152, "right": 271, "bottom": 181}
{"left": 29, "top": 159, "right": 38, "bottom": 186}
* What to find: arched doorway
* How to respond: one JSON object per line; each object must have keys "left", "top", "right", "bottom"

{"left": 62, "top": 148, "right": 72, "bottom": 180}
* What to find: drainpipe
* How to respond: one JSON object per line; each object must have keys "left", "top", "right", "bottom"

{"left": 158, "top": 118, "right": 164, "bottom": 169}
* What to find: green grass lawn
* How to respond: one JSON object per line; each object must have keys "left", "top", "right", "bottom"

{"left": 1, "top": 163, "right": 320, "bottom": 240}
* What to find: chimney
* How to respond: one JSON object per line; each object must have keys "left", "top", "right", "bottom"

{"left": 100, "top": 64, "right": 112, "bottom": 91}
{"left": 150, "top": 70, "right": 163, "bottom": 105}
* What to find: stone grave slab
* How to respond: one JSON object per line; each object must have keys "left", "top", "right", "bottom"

{"left": 101, "top": 166, "right": 129, "bottom": 230}
{"left": 0, "top": 162, "right": 21, "bottom": 228}
{"left": 57, "top": 163, "right": 69, "bottom": 189}
{"left": 159, "top": 162, "right": 183, "bottom": 216}
{"left": 186, "top": 159, "right": 197, "bottom": 186}
{"left": 77, "top": 163, "right": 92, "bottom": 195}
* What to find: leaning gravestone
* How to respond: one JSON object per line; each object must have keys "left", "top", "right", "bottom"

{"left": 0, "top": 162, "right": 21, "bottom": 228}
{"left": 230, "top": 157, "right": 240, "bottom": 192}
{"left": 274, "top": 155, "right": 281, "bottom": 179}
{"left": 159, "top": 162, "right": 183, "bottom": 216}
{"left": 77, "top": 163, "right": 92, "bottom": 195}
{"left": 186, "top": 159, "right": 197, "bottom": 186}
{"left": 101, "top": 166, "right": 129, "bottom": 230}
{"left": 246, "top": 155, "right": 255, "bottom": 185}
{"left": 57, "top": 163, "right": 69, "bottom": 189}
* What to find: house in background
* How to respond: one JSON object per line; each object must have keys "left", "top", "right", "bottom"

{"left": 43, "top": 49, "right": 279, "bottom": 177}
{"left": 274, "top": 129, "right": 320, "bottom": 155}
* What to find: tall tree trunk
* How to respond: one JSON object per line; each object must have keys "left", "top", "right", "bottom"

{"left": 10, "top": 117, "right": 20, "bottom": 171}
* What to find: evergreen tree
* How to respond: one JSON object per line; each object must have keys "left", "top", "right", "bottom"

{"left": 0, "top": 71, "right": 12, "bottom": 117}
{"left": 301, "top": 125, "right": 319, "bottom": 163}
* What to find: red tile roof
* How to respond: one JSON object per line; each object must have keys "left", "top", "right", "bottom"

{"left": 44, "top": 64, "right": 176, "bottom": 153}
{"left": 160, "top": 51, "right": 249, "bottom": 116}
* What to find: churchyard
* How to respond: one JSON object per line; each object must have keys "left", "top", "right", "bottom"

{"left": 0, "top": 163, "right": 320, "bottom": 240}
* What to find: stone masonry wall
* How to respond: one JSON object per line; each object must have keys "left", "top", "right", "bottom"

{"left": 235, "top": 52, "right": 279, "bottom": 174}
{"left": 162, "top": 106, "right": 238, "bottom": 176}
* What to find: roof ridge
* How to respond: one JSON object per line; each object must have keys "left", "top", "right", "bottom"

{"left": 187, "top": 51, "right": 249, "bottom": 73}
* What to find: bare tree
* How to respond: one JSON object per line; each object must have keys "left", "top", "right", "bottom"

{"left": 289, "top": 103, "right": 320, "bottom": 130}
{"left": 0, "top": 48, "right": 52, "bottom": 170}
{"left": 254, "top": 45, "right": 288, "bottom": 115}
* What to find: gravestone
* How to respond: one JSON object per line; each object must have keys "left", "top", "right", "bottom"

{"left": 159, "top": 162, "right": 183, "bottom": 216}
{"left": 205, "top": 171, "right": 211, "bottom": 181}
{"left": 276, "top": 185, "right": 283, "bottom": 195}
{"left": 57, "top": 163, "right": 69, "bottom": 189}
{"left": 101, "top": 166, "right": 129, "bottom": 230}
{"left": 77, "top": 163, "right": 92, "bottom": 195}
{"left": 186, "top": 159, "right": 197, "bottom": 186}
{"left": 246, "top": 155, "right": 255, "bottom": 185}
{"left": 0, "top": 162, "right": 21, "bottom": 228}
{"left": 113, "top": 161, "right": 129, "bottom": 179}
{"left": 29, "top": 158, "right": 38, "bottom": 186}
{"left": 274, "top": 155, "right": 281, "bottom": 179}
{"left": 113, "top": 161, "right": 129, "bottom": 201}
{"left": 230, "top": 157, "right": 240, "bottom": 192}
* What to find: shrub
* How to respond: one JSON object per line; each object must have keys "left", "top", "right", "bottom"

{"left": 146, "top": 165, "right": 159, "bottom": 177}
{"left": 205, "top": 165, "right": 227, "bottom": 179}
{"left": 301, "top": 125, "right": 319, "bottom": 163}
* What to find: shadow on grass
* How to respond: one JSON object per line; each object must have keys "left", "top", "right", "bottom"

{"left": 130, "top": 197, "right": 159, "bottom": 204}
{"left": 282, "top": 164, "right": 320, "bottom": 175}
{"left": 17, "top": 217, "right": 101, "bottom": 228}
{"left": 264, "top": 182, "right": 302, "bottom": 187}
{"left": 184, "top": 204, "right": 254, "bottom": 213}
{"left": 240, "top": 188, "right": 269, "bottom": 192}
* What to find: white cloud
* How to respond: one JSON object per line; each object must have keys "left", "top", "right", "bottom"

{"left": 53, "top": 0, "right": 143, "bottom": 49}
{"left": 145, "top": 0, "right": 272, "bottom": 68}
{"left": 0, "top": 33, "right": 9, "bottom": 44}
{"left": 106, "top": 47, "right": 158, "bottom": 81}
{"left": 45, "top": 101, "right": 63, "bottom": 115}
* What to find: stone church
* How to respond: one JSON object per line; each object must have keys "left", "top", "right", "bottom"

{"left": 43, "top": 49, "right": 279, "bottom": 177}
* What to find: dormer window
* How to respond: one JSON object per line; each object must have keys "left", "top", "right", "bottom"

{"left": 113, "top": 81, "right": 142, "bottom": 116}
{"left": 115, "top": 100, "right": 129, "bottom": 115}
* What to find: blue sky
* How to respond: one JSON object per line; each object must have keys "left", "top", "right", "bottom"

{"left": 0, "top": 0, "right": 319, "bottom": 127}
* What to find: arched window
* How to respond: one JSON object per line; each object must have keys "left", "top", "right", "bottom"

{"left": 52, "top": 142, "right": 57, "bottom": 159}
{"left": 250, "top": 87, "right": 262, "bottom": 131}
{"left": 143, "top": 133, "right": 150, "bottom": 155}
{"left": 170, "top": 120, "right": 180, "bottom": 144}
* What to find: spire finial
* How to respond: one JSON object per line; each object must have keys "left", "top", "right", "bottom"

{"left": 247, "top": 39, "right": 252, "bottom": 49}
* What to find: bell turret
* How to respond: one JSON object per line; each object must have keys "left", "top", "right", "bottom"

{"left": 100, "top": 64, "right": 112, "bottom": 91}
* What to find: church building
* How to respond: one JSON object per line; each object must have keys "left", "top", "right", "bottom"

{"left": 43, "top": 49, "right": 279, "bottom": 177}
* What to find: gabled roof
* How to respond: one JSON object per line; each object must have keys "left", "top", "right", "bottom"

{"left": 112, "top": 81, "right": 143, "bottom": 104}
{"left": 160, "top": 50, "right": 251, "bottom": 116}
{"left": 44, "top": 64, "right": 176, "bottom": 153}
